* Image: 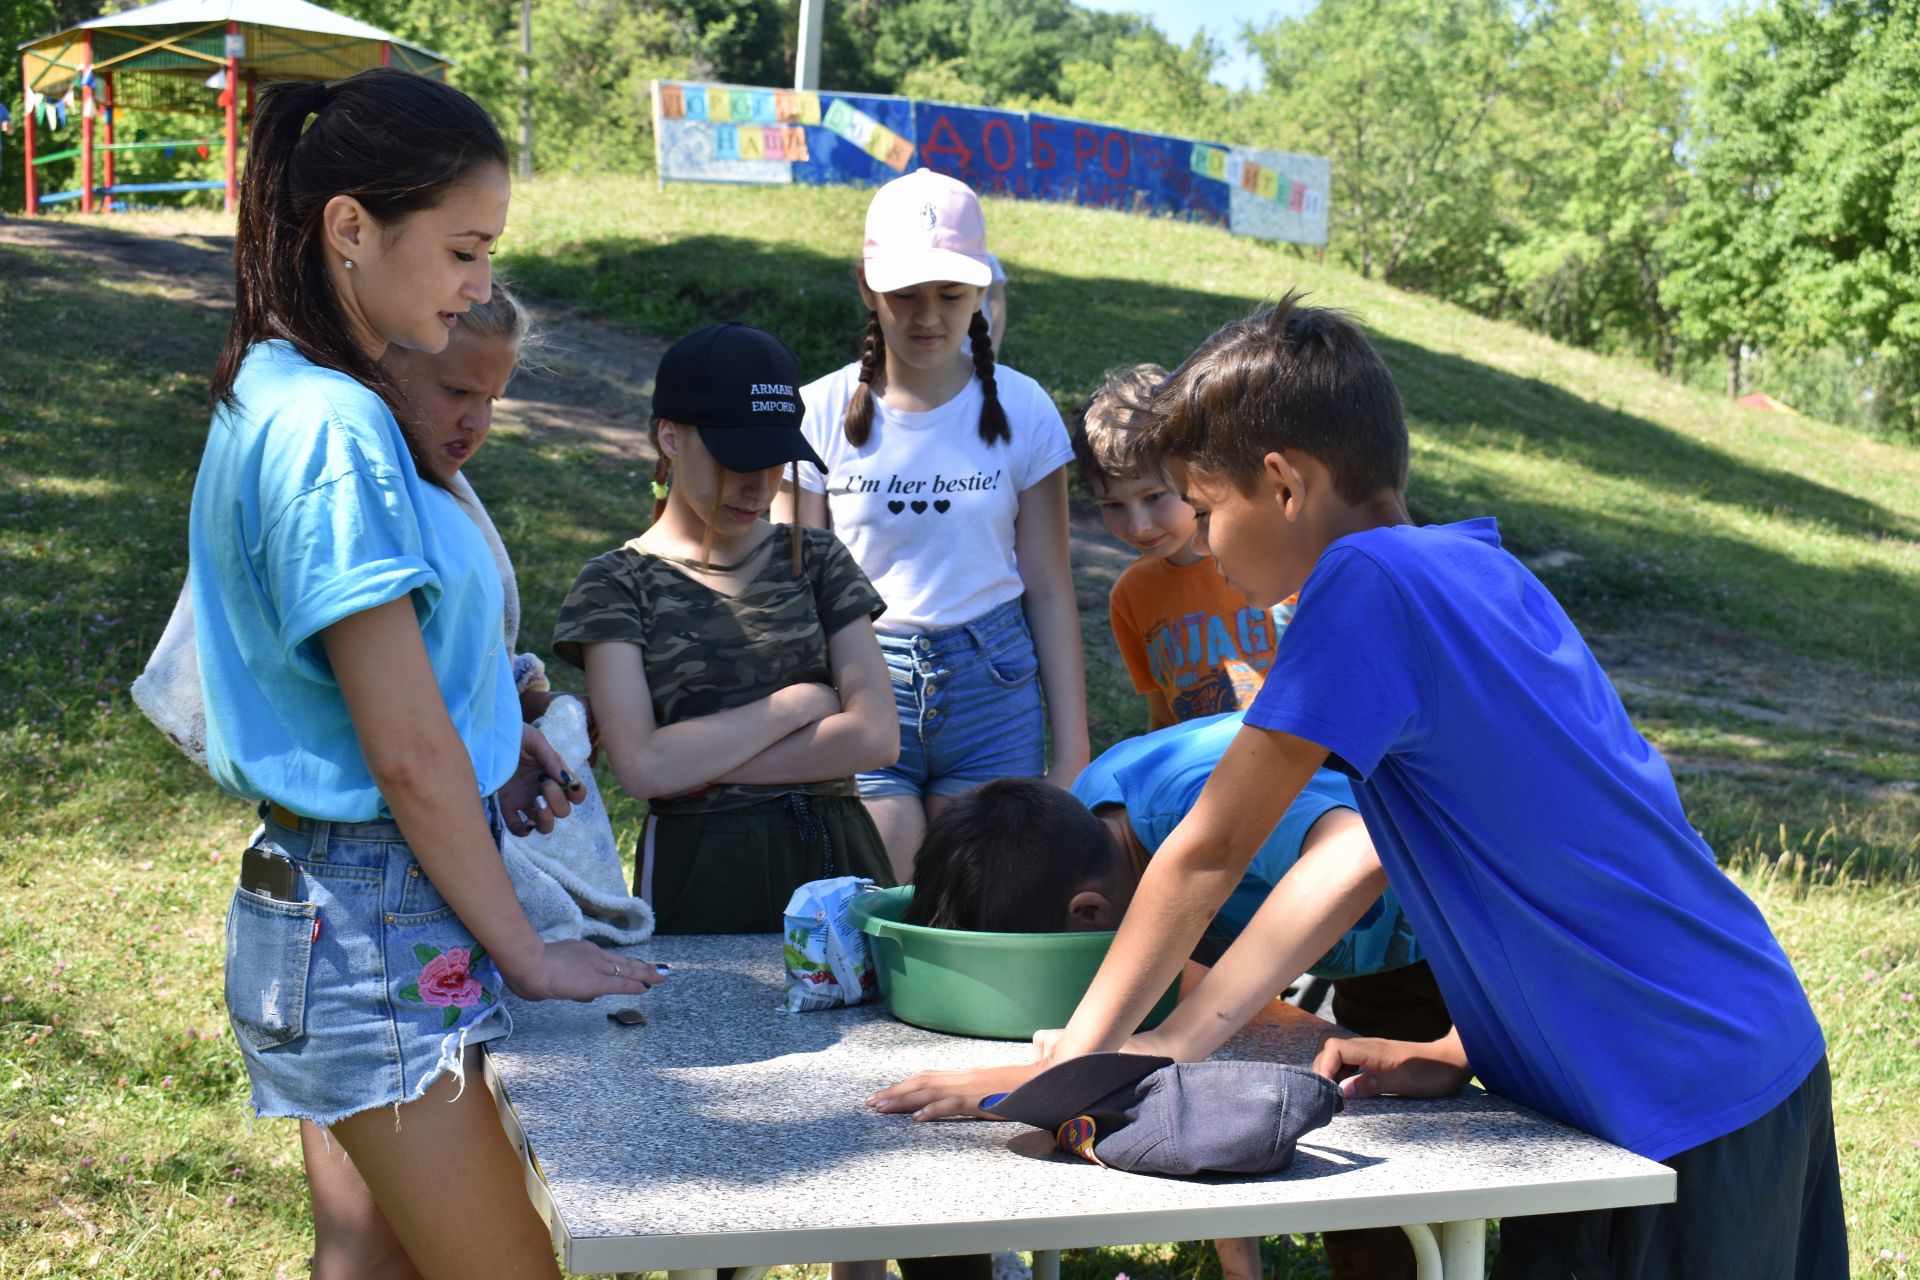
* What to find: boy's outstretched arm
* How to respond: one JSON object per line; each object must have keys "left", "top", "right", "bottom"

{"left": 1129, "top": 807, "right": 1386, "bottom": 1063}
{"left": 869, "top": 724, "right": 1327, "bottom": 1120}
{"left": 1045, "top": 725, "right": 1329, "bottom": 1061}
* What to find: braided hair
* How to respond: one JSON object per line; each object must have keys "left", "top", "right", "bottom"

{"left": 968, "top": 309, "right": 1010, "bottom": 446}
{"left": 841, "top": 304, "right": 1011, "bottom": 448}
{"left": 842, "top": 311, "right": 887, "bottom": 448}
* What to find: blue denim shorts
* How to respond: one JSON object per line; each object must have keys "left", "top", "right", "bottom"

{"left": 223, "top": 802, "right": 511, "bottom": 1126}
{"left": 859, "top": 597, "right": 1046, "bottom": 799}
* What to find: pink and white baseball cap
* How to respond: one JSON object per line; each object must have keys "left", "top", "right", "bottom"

{"left": 862, "top": 168, "right": 993, "bottom": 292}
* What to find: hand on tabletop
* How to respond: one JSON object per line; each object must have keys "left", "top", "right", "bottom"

{"left": 866, "top": 1061, "right": 1047, "bottom": 1121}
{"left": 498, "top": 725, "right": 587, "bottom": 836}
{"left": 499, "top": 940, "right": 666, "bottom": 1003}
{"left": 1311, "top": 1032, "right": 1471, "bottom": 1100}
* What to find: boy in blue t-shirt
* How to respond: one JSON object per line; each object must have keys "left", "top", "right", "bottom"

{"left": 874, "top": 295, "right": 1843, "bottom": 1278}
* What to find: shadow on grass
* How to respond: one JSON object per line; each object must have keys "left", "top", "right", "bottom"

{"left": 506, "top": 233, "right": 1919, "bottom": 672}
{"left": 13, "top": 223, "right": 1917, "bottom": 684}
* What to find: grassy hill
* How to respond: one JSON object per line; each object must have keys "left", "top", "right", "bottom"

{"left": 1, "top": 177, "right": 1915, "bottom": 1276}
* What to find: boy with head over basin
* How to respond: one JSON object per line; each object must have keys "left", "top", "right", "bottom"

{"left": 875, "top": 294, "right": 1844, "bottom": 1280}
{"left": 908, "top": 713, "right": 1448, "bottom": 1280}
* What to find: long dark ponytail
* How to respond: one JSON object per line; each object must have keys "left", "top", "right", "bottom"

{"left": 213, "top": 68, "right": 508, "bottom": 480}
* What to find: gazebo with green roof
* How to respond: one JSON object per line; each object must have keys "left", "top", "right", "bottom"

{"left": 18, "top": 0, "right": 447, "bottom": 216}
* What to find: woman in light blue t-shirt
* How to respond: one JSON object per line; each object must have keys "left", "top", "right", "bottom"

{"left": 191, "top": 69, "right": 660, "bottom": 1279}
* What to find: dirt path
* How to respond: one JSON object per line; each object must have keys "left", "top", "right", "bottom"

{"left": 0, "top": 215, "right": 667, "bottom": 462}
{"left": 9, "top": 214, "right": 1913, "bottom": 795}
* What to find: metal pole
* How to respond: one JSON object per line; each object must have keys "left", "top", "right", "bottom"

{"left": 102, "top": 71, "right": 115, "bottom": 212}
{"left": 794, "top": 0, "right": 824, "bottom": 91}
{"left": 23, "top": 91, "right": 37, "bottom": 216}
{"left": 224, "top": 21, "right": 239, "bottom": 213}
{"left": 81, "top": 35, "right": 95, "bottom": 214}
{"left": 518, "top": 0, "right": 532, "bottom": 181}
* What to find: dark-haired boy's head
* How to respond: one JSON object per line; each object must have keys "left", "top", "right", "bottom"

{"left": 1138, "top": 291, "right": 1407, "bottom": 504}
{"left": 904, "top": 779, "right": 1134, "bottom": 934}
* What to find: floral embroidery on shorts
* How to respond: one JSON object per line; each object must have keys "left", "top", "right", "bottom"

{"left": 400, "top": 945, "right": 496, "bottom": 1027}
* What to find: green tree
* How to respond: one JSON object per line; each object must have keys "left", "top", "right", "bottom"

{"left": 1500, "top": 0, "right": 1692, "bottom": 369}
{"left": 1245, "top": 0, "right": 1522, "bottom": 295}
{"left": 1050, "top": 28, "right": 1241, "bottom": 143}
{"left": 1661, "top": 0, "right": 1920, "bottom": 432}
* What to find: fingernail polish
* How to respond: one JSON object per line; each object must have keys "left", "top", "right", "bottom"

{"left": 649, "top": 963, "right": 672, "bottom": 974}
{"left": 980, "top": 1092, "right": 1008, "bottom": 1109}
{"left": 534, "top": 794, "right": 549, "bottom": 811}
{"left": 560, "top": 771, "right": 578, "bottom": 788}
{"left": 515, "top": 809, "right": 531, "bottom": 826}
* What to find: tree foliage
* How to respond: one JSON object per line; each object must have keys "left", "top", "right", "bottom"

{"left": 1247, "top": 0, "right": 1519, "bottom": 293}
{"left": 4, "top": 0, "right": 1914, "bottom": 438}
{"left": 1501, "top": 0, "right": 1692, "bottom": 368}
{"left": 1661, "top": 0, "right": 1920, "bottom": 433}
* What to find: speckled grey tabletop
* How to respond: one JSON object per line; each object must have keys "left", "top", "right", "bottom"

{"left": 487, "top": 936, "right": 1671, "bottom": 1273}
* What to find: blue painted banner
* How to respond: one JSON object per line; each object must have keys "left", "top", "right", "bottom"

{"left": 652, "top": 81, "right": 1329, "bottom": 247}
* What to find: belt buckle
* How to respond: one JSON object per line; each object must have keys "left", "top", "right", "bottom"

{"left": 267, "top": 802, "right": 307, "bottom": 832}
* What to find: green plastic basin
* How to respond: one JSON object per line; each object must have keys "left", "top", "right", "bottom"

{"left": 849, "top": 886, "right": 1180, "bottom": 1040}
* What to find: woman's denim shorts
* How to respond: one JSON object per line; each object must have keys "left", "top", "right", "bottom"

{"left": 859, "top": 597, "right": 1046, "bottom": 799}
{"left": 223, "top": 802, "right": 511, "bottom": 1126}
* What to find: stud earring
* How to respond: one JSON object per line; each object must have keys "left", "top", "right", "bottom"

{"left": 343, "top": 258, "right": 355, "bottom": 270}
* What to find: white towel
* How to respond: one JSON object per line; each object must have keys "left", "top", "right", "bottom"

{"left": 504, "top": 695, "right": 655, "bottom": 946}
{"left": 131, "top": 582, "right": 207, "bottom": 766}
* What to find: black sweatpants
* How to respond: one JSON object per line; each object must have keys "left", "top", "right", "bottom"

{"left": 1494, "top": 1057, "right": 1847, "bottom": 1280}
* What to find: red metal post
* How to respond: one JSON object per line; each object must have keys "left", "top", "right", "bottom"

{"left": 102, "top": 72, "right": 116, "bottom": 213}
{"left": 381, "top": 41, "right": 391, "bottom": 67}
{"left": 23, "top": 94, "right": 36, "bottom": 216}
{"left": 223, "top": 21, "right": 239, "bottom": 213}
{"left": 80, "top": 35, "right": 95, "bottom": 213}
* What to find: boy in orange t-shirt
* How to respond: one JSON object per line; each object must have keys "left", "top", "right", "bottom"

{"left": 1074, "top": 364, "right": 1295, "bottom": 730}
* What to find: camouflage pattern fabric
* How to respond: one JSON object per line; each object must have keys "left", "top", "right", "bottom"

{"left": 553, "top": 525, "right": 883, "bottom": 813}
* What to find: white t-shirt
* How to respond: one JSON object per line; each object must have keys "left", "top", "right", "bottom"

{"left": 798, "top": 361, "right": 1071, "bottom": 633}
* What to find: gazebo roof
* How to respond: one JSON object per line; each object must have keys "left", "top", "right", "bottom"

{"left": 21, "top": 0, "right": 447, "bottom": 109}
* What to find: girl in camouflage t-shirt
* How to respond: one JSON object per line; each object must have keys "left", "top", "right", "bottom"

{"left": 554, "top": 324, "right": 898, "bottom": 933}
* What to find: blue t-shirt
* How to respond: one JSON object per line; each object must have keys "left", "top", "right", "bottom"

{"left": 188, "top": 341, "right": 520, "bottom": 820}
{"left": 1071, "top": 713, "right": 1420, "bottom": 980}
{"left": 1245, "top": 517, "right": 1824, "bottom": 1161}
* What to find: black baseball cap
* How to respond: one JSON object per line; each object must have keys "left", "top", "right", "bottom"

{"left": 987, "top": 1052, "right": 1341, "bottom": 1177}
{"left": 652, "top": 322, "right": 826, "bottom": 473}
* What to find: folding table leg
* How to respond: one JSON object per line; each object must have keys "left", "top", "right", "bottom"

{"left": 1031, "top": 1250, "right": 1061, "bottom": 1280}
{"left": 1439, "top": 1219, "right": 1487, "bottom": 1279}
{"left": 667, "top": 1270, "right": 720, "bottom": 1280}
{"left": 1397, "top": 1222, "right": 1442, "bottom": 1280}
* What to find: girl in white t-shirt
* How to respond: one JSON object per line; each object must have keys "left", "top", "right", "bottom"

{"left": 783, "top": 168, "right": 1089, "bottom": 880}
